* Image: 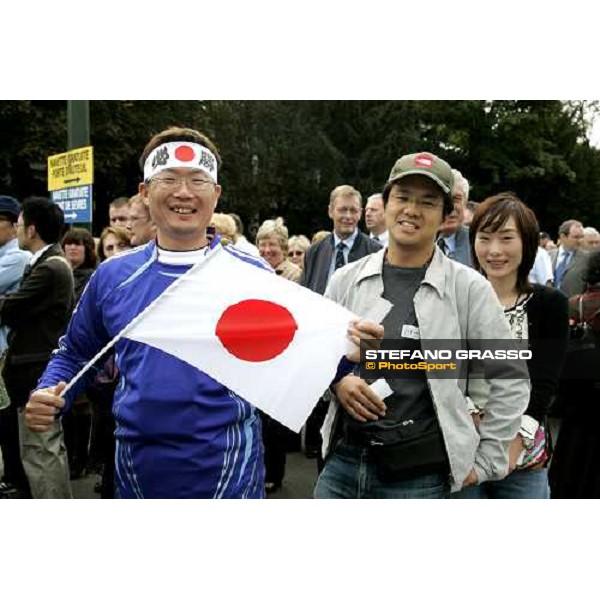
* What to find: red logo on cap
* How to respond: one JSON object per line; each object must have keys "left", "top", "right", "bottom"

{"left": 175, "top": 145, "right": 195, "bottom": 162}
{"left": 414, "top": 153, "right": 433, "bottom": 168}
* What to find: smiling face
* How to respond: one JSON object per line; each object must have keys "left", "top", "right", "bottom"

{"left": 139, "top": 167, "right": 221, "bottom": 251}
{"left": 385, "top": 175, "right": 445, "bottom": 264}
{"left": 474, "top": 215, "right": 523, "bottom": 287}
{"left": 328, "top": 194, "right": 362, "bottom": 240}
{"left": 258, "top": 234, "right": 285, "bottom": 269}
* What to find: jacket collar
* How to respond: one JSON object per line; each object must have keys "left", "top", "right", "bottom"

{"left": 355, "top": 245, "right": 447, "bottom": 298}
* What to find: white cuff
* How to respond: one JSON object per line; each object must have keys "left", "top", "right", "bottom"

{"left": 519, "top": 414, "right": 539, "bottom": 442}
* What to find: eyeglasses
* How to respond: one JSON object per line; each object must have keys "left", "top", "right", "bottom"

{"left": 288, "top": 250, "right": 304, "bottom": 257}
{"left": 151, "top": 176, "right": 215, "bottom": 192}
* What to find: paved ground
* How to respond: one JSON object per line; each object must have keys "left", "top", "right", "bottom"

{"left": 1, "top": 451, "right": 319, "bottom": 499}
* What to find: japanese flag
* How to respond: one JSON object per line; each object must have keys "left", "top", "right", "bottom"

{"left": 124, "top": 244, "right": 356, "bottom": 432}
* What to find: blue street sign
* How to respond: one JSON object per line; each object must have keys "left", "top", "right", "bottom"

{"left": 51, "top": 184, "right": 93, "bottom": 224}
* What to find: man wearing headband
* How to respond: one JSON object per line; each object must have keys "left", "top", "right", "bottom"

{"left": 23, "top": 127, "right": 379, "bottom": 498}
{"left": 21, "top": 128, "right": 266, "bottom": 498}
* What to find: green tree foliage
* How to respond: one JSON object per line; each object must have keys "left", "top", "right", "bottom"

{"left": 1, "top": 100, "right": 600, "bottom": 238}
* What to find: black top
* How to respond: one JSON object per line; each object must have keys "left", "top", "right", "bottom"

{"left": 524, "top": 284, "right": 569, "bottom": 421}
{"left": 73, "top": 266, "right": 95, "bottom": 302}
{"left": 0, "top": 244, "right": 75, "bottom": 368}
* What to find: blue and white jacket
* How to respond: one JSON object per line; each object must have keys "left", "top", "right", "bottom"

{"left": 38, "top": 238, "right": 266, "bottom": 499}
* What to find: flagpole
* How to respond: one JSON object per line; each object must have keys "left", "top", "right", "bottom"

{"left": 61, "top": 243, "right": 225, "bottom": 397}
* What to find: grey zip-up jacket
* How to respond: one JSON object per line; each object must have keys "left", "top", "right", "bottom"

{"left": 321, "top": 247, "right": 529, "bottom": 493}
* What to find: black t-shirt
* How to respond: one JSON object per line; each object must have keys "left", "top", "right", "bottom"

{"left": 344, "top": 262, "right": 449, "bottom": 474}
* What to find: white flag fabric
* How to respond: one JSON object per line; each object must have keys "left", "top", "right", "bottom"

{"left": 125, "top": 244, "right": 357, "bottom": 432}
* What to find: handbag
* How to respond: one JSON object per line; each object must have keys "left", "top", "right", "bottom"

{"left": 561, "top": 295, "right": 600, "bottom": 385}
{"left": 518, "top": 424, "right": 550, "bottom": 470}
{"left": 568, "top": 295, "right": 600, "bottom": 353}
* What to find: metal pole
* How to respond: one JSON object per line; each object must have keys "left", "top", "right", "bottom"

{"left": 67, "top": 101, "right": 90, "bottom": 150}
{"left": 67, "top": 101, "right": 92, "bottom": 232}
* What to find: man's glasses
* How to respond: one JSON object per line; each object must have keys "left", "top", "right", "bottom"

{"left": 151, "top": 176, "right": 215, "bottom": 192}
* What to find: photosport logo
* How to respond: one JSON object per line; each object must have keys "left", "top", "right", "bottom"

{"left": 360, "top": 339, "right": 532, "bottom": 380}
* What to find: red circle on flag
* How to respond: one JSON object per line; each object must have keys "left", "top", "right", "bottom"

{"left": 175, "top": 145, "right": 195, "bottom": 162}
{"left": 215, "top": 300, "right": 298, "bottom": 362}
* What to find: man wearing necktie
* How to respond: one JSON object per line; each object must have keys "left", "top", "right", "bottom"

{"left": 301, "top": 185, "right": 381, "bottom": 467}
{"left": 365, "top": 193, "right": 389, "bottom": 248}
{"left": 549, "top": 220, "right": 588, "bottom": 297}
{"left": 435, "top": 169, "right": 472, "bottom": 267}
{"left": 335, "top": 240, "right": 347, "bottom": 270}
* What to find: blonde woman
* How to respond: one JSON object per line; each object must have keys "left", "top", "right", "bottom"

{"left": 256, "top": 217, "right": 301, "bottom": 283}
{"left": 255, "top": 217, "right": 301, "bottom": 491}
{"left": 287, "top": 234, "right": 310, "bottom": 270}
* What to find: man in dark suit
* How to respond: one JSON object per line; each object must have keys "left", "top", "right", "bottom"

{"left": 436, "top": 169, "right": 472, "bottom": 267}
{"left": 301, "top": 184, "right": 381, "bottom": 466}
{"left": 302, "top": 185, "right": 382, "bottom": 294}
{"left": 0, "top": 197, "right": 74, "bottom": 498}
{"left": 549, "top": 219, "right": 588, "bottom": 298}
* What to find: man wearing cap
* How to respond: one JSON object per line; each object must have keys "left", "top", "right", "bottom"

{"left": 436, "top": 169, "right": 472, "bottom": 267}
{"left": 23, "top": 127, "right": 375, "bottom": 499}
{"left": 0, "top": 197, "right": 74, "bottom": 498}
{"left": 0, "top": 195, "right": 31, "bottom": 497}
{"left": 315, "top": 152, "right": 529, "bottom": 498}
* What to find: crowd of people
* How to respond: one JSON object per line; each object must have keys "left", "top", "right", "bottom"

{"left": 0, "top": 125, "right": 598, "bottom": 499}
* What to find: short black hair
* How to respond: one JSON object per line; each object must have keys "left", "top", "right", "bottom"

{"left": 21, "top": 197, "right": 64, "bottom": 245}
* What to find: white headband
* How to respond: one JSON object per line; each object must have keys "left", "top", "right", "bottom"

{"left": 144, "top": 142, "right": 218, "bottom": 183}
